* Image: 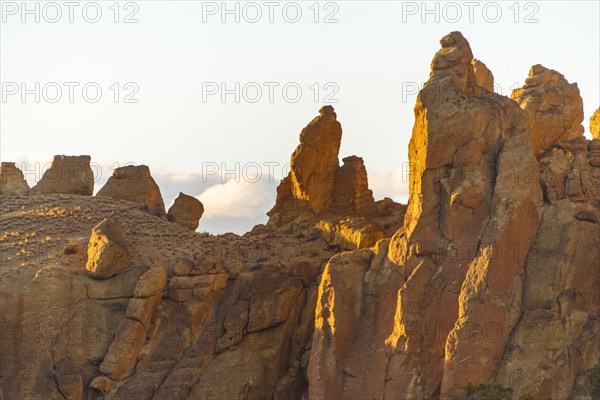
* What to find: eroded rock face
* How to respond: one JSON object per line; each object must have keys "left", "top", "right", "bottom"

{"left": 97, "top": 165, "right": 166, "bottom": 215}
{"left": 167, "top": 192, "right": 204, "bottom": 230}
{"left": 0, "top": 162, "right": 29, "bottom": 196}
{"left": 511, "top": 65, "right": 584, "bottom": 156}
{"left": 97, "top": 265, "right": 167, "bottom": 381}
{"left": 591, "top": 108, "right": 600, "bottom": 139}
{"left": 30, "top": 155, "right": 94, "bottom": 195}
{"left": 0, "top": 192, "right": 334, "bottom": 400}
{"left": 85, "top": 217, "right": 130, "bottom": 279}
{"left": 307, "top": 31, "right": 599, "bottom": 400}
{"left": 1, "top": 31, "right": 598, "bottom": 400}
{"left": 496, "top": 201, "right": 600, "bottom": 399}
{"left": 472, "top": 58, "right": 494, "bottom": 91}
{"left": 330, "top": 156, "right": 376, "bottom": 216}
{"left": 266, "top": 107, "right": 403, "bottom": 239}
{"left": 289, "top": 105, "right": 342, "bottom": 214}
{"left": 590, "top": 139, "right": 600, "bottom": 168}
{"left": 269, "top": 106, "right": 342, "bottom": 221}
{"left": 316, "top": 217, "right": 384, "bottom": 250}
{"left": 442, "top": 133, "right": 542, "bottom": 392}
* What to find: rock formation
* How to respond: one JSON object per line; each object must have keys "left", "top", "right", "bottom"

{"left": 266, "top": 106, "right": 405, "bottom": 243}
{"left": 30, "top": 155, "right": 94, "bottom": 195}
{"left": 329, "top": 156, "right": 376, "bottom": 216}
{"left": 591, "top": 108, "right": 600, "bottom": 139}
{"left": 316, "top": 217, "right": 384, "bottom": 250}
{"left": 0, "top": 31, "right": 598, "bottom": 400}
{"left": 471, "top": 58, "right": 494, "bottom": 92}
{"left": 0, "top": 162, "right": 29, "bottom": 196}
{"left": 85, "top": 217, "right": 130, "bottom": 279}
{"left": 97, "top": 165, "right": 166, "bottom": 215}
{"left": 167, "top": 192, "right": 204, "bottom": 230}
{"left": 590, "top": 139, "right": 600, "bottom": 168}
{"left": 307, "top": 31, "right": 599, "bottom": 400}
{"left": 289, "top": 105, "right": 342, "bottom": 214}
{"left": 511, "top": 65, "right": 585, "bottom": 156}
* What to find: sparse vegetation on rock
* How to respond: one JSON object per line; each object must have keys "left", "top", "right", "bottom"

{"left": 0, "top": 31, "right": 598, "bottom": 400}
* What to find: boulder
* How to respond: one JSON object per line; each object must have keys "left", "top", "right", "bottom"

{"left": 0, "top": 162, "right": 29, "bottom": 196}
{"left": 30, "top": 155, "right": 94, "bottom": 195}
{"left": 97, "top": 165, "right": 166, "bottom": 215}
{"left": 511, "top": 65, "right": 584, "bottom": 155}
{"left": 166, "top": 192, "right": 204, "bottom": 230}
{"left": 85, "top": 217, "right": 130, "bottom": 279}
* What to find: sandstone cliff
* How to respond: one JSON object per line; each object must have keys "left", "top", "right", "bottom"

{"left": 0, "top": 162, "right": 29, "bottom": 196}
{"left": 266, "top": 106, "right": 405, "bottom": 250}
{"left": 0, "top": 31, "right": 598, "bottom": 400}
{"left": 30, "top": 155, "right": 94, "bottom": 196}
{"left": 97, "top": 165, "right": 166, "bottom": 216}
{"left": 307, "top": 31, "right": 599, "bottom": 400}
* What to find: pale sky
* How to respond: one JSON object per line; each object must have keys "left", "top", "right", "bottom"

{"left": 1, "top": 1, "right": 599, "bottom": 233}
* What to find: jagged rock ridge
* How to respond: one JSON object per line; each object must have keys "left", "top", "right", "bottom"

{"left": 0, "top": 31, "right": 598, "bottom": 400}
{"left": 307, "top": 31, "right": 599, "bottom": 400}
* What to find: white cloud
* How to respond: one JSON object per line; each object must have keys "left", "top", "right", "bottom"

{"left": 1, "top": 155, "right": 407, "bottom": 234}
{"left": 369, "top": 164, "right": 410, "bottom": 204}
{"left": 197, "top": 178, "right": 276, "bottom": 219}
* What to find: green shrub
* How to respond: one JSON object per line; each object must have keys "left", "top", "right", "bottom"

{"left": 452, "top": 380, "right": 513, "bottom": 400}
{"left": 451, "top": 381, "right": 545, "bottom": 400}
{"left": 588, "top": 362, "right": 600, "bottom": 400}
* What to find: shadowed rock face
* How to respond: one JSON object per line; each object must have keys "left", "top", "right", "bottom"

{"left": 0, "top": 162, "right": 29, "bottom": 196}
{"left": 1, "top": 32, "right": 598, "bottom": 400}
{"left": 30, "top": 155, "right": 94, "bottom": 195}
{"left": 97, "top": 165, "right": 166, "bottom": 215}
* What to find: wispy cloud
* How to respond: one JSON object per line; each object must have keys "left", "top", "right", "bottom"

{"left": 197, "top": 178, "right": 276, "bottom": 219}
{"left": 1, "top": 154, "right": 407, "bottom": 234}
{"left": 369, "top": 164, "right": 409, "bottom": 204}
